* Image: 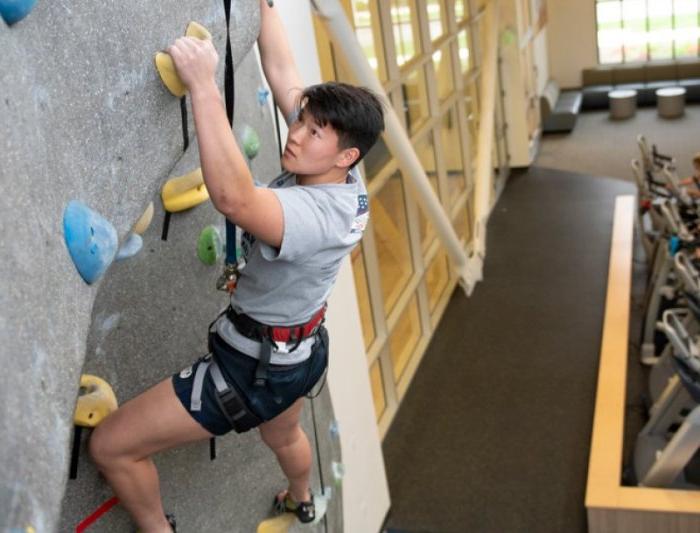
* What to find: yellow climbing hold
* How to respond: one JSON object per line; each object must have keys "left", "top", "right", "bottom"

{"left": 132, "top": 202, "right": 154, "bottom": 235}
{"left": 256, "top": 514, "right": 295, "bottom": 533}
{"left": 74, "top": 375, "right": 118, "bottom": 428}
{"left": 155, "top": 21, "right": 212, "bottom": 97}
{"left": 185, "top": 21, "right": 211, "bottom": 40}
{"left": 161, "top": 168, "right": 210, "bottom": 212}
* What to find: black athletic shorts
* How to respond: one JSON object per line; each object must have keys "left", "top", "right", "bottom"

{"left": 172, "top": 326, "right": 329, "bottom": 436}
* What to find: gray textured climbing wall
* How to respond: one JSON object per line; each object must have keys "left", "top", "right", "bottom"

{"left": 0, "top": 1, "right": 342, "bottom": 532}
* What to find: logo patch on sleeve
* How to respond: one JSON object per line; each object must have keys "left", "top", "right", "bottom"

{"left": 351, "top": 194, "right": 370, "bottom": 233}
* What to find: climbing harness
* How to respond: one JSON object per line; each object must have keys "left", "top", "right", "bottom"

{"left": 226, "top": 304, "right": 327, "bottom": 387}
{"left": 190, "top": 353, "right": 262, "bottom": 434}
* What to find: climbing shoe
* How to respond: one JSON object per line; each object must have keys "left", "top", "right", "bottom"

{"left": 166, "top": 514, "right": 177, "bottom": 532}
{"left": 273, "top": 490, "right": 315, "bottom": 524}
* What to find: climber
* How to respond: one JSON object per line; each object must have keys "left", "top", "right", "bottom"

{"left": 88, "top": 1, "right": 384, "bottom": 532}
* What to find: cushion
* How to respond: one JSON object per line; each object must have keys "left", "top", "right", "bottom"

{"left": 613, "top": 64, "right": 645, "bottom": 85}
{"left": 554, "top": 90, "right": 582, "bottom": 114}
{"left": 679, "top": 78, "right": 700, "bottom": 101}
{"left": 645, "top": 61, "right": 677, "bottom": 82}
{"left": 582, "top": 67, "right": 614, "bottom": 86}
{"left": 581, "top": 85, "right": 613, "bottom": 109}
{"left": 677, "top": 60, "right": 700, "bottom": 79}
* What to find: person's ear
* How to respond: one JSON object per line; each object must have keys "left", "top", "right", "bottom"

{"left": 337, "top": 147, "right": 360, "bottom": 169}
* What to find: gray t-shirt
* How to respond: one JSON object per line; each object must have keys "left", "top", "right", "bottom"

{"left": 216, "top": 165, "right": 369, "bottom": 364}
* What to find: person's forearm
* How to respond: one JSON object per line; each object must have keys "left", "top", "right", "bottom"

{"left": 256, "top": 1, "right": 304, "bottom": 117}
{"left": 189, "top": 80, "right": 255, "bottom": 216}
{"left": 258, "top": 1, "right": 293, "bottom": 75}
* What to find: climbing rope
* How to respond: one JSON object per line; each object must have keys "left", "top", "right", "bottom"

{"left": 216, "top": 0, "right": 240, "bottom": 294}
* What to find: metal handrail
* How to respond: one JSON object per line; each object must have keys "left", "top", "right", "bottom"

{"left": 311, "top": 0, "right": 499, "bottom": 295}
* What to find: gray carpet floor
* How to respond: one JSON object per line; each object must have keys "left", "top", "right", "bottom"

{"left": 382, "top": 167, "right": 636, "bottom": 533}
{"left": 536, "top": 104, "right": 700, "bottom": 181}
{"left": 382, "top": 105, "right": 698, "bottom": 533}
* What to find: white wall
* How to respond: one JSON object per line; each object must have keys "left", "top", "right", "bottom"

{"left": 545, "top": 0, "right": 598, "bottom": 88}
{"left": 261, "top": 2, "right": 391, "bottom": 532}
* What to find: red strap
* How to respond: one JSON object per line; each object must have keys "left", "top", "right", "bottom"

{"left": 269, "top": 306, "right": 325, "bottom": 343}
{"left": 76, "top": 497, "right": 119, "bottom": 533}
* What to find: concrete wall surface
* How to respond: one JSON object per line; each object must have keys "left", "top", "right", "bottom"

{"left": 0, "top": 1, "right": 342, "bottom": 531}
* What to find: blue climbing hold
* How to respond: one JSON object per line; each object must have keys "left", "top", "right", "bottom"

{"left": 669, "top": 235, "right": 681, "bottom": 256}
{"left": 115, "top": 233, "right": 143, "bottom": 262}
{"left": 63, "top": 201, "right": 118, "bottom": 284}
{"left": 0, "top": 0, "right": 38, "bottom": 25}
{"left": 257, "top": 87, "right": 270, "bottom": 107}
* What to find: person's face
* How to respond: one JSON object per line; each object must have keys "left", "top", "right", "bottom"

{"left": 281, "top": 109, "right": 356, "bottom": 176}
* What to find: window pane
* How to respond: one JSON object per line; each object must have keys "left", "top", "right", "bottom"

{"left": 389, "top": 295, "right": 422, "bottom": 381}
{"left": 674, "top": 0, "right": 700, "bottom": 58}
{"left": 369, "top": 359, "right": 386, "bottom": 420}
{"left": 371, "top": 172, "right": 414, "bottom": 315}
{"left": 622, "top": 0, "right": 647, "bottom": 61}
{"left": 432, "top": 45, "right": 455, "bottom": 102}
{"left": 351, "top": 0, "right": 387, "bottom": 81}
{"left": 457, "top": 29, "right": 472, "bottom": 76}
{"left": 597, "top": 1, "right": 624, "bottom": 63}
{"left": 363, "top": 136, "right": 391, "bottom": 180}
{"left": 648, "top": 0, "right": 673, "bottom": 60}
{"left": 402, "top": 67, "right": 430, "bottom": 134}
{"left": 415, "top": 136, "right": 439, "bottom": 252}
{"left": 440, "top": 106, "right": 467, "bottom": 206}
{"left": 426, "top": 0, "right": 446, "bottom": 42}
{"left": 391, "top": 0, "right": 421, "bottom": 66}
{"left": 455, "top": 0, "right": 468, "bottom": 22}
{"left": 426, "top": 249, "right": 449, "bottom": 312}
{"left": 465, "top": 80, "right": 480, "bottom": 172}
{"left": 351, "top": 245, "right": 375, "bottom": 350}
{"left": 452, "top": 200, "right": 472, "bottom": 243}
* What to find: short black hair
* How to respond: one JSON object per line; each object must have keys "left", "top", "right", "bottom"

{"left": 298, "top": 82, "right": 385, "bottom": 169}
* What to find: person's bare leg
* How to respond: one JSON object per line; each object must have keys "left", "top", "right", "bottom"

{"left": 89, "top": 378, "right": 213, "bottom": 533}
{"left": 259, "top": 398, "right": 311, "bottom": 503}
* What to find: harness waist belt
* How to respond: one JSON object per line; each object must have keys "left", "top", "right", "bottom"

{"left": 225, "top": 304, "right": 326, "bottom": 388}
{"left": 226, "top": 304, "right": 326, "bottom": 344}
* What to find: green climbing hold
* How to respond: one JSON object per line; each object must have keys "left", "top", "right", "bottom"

{"left": 242, "top": 125, "right": 260, "bottom": 160}
{"left": 197, "top": 225, "right": 223, "bottom": 265}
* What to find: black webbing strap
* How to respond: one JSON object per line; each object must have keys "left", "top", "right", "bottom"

{"left": 223, "top": 0, "right": 234, "bottom": 127}
{"left": 223, "top": 0, "right": 237, "bottom": 266}
{"left": 162, "top": 66, "right": 192, "bottom": 243}
{"left": 254, "top": 336, "right": 274, "bottom": 387}
{"left": 210, "top": 354, "right": 262, "bottom": 432}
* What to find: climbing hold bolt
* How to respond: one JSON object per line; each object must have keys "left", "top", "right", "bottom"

{"left": 242, "top": 125, "right": 261, "bottom": 160}
{"left": 115, "top": 233, "right": 143, "bottom": 261}
{"left": 0, "top": 0, "right": 38, "bottom": 25}
{"left": 161, "top": 168, "right": 210, "bottom": 212}
{"left": 132, "top": 202, "right": 154, "bottom": 235}
{"left": 155, "top": 21, "right": 212, "bottom": 97}
{"left": 63, "top": 201, "right": 118, "bottom": 285}
{"left": 197, "top": 225, "right": 224, "bottom": 266}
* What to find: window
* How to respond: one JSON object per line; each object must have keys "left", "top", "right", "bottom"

{"left": 596, "top": 0, "right": 700, "bottom": 63}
